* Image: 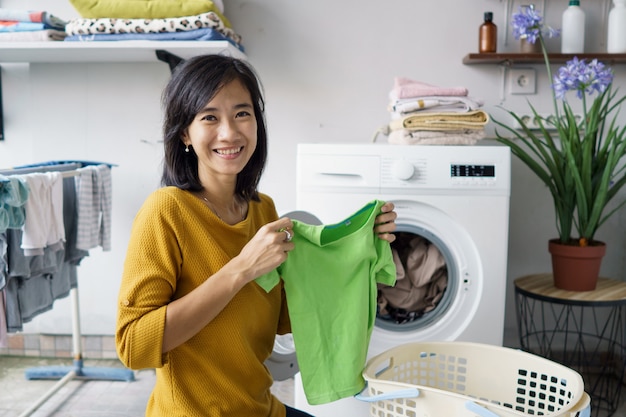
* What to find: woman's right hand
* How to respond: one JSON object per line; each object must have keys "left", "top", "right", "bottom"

{"left": 235, "top": 217, "right": 295, "bottom": 282}
{"left": 161, "top": 217, "right": 295, "bottom": 353}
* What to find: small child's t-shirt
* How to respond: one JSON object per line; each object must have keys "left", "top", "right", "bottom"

{"left": 256, "top": 200, "right": 396, "bottom": 405}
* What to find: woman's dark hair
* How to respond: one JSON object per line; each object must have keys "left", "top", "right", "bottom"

{"left": 161, "top": 54, "right": 267, "bottom": 202}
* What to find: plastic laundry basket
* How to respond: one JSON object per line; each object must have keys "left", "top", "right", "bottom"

{"left": 356, "top": 341, "right": 590, "bottom": 417}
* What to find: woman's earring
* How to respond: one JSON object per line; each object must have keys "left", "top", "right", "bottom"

{"left": 185, "top": 145, "right": 190, "bottom": 153}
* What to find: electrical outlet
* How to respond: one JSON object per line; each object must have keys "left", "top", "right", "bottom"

{"left": 513, "top": 113, "right": 584, "bottom": 130}
{"left": 509, "top": 68, "right": 536, "bottom": 95}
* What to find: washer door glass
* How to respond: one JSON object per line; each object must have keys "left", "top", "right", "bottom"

{"left": 377, "top": 224, "right": 456, "bottom": 332}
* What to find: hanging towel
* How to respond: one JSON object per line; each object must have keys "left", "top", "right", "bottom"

{"left": 20, "top": 172, "right": 65, "bottom": 256}
{"left": 390, "top": 77, "right": 468, "bottom": 100}
{"left": 0, "top": 175, "right": 29, "bottom": 233}
{"left": 75, "top": 165, "right": 112, "bottom": 251}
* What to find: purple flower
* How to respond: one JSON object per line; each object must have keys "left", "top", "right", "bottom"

{"left": 552, "top": 57, "right": 614, "bottom": 100}
{"left": 511, "top": 5, "right": 559, "bottom": 43}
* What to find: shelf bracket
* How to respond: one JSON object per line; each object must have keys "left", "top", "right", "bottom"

{"left": 0, "top": 65, "right": 4, "bottom": 141}
{"left": 155, "top": 50, "right": 185, "bottom": 74}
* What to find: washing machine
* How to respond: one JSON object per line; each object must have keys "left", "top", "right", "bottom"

{"left": 292, "top": 143, "right": 511, "bottom": 416}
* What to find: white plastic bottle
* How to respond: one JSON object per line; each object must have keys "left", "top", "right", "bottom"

{"left": 561, "top": 0, "right": 585, "bottom": 53}
{"left": 607, "top": 0, "right": 626, "bottom": 53}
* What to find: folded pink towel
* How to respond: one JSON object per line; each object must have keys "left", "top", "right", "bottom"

{"left": 391, "top": 77, "right": 468, "bottom": 99}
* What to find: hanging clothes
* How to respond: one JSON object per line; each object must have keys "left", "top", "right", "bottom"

{"left": 0, "top": 163, "right": 110, "bottom": 333}
{"left": 0, "top": 175, "right": 29, "bottom": 234}
{"left": 75, "top": 165, "right": 112, "bottom": 252}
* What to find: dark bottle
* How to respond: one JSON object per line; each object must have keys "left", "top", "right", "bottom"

{"left": 479, "top": 12, "right": 497, "bottom": 53}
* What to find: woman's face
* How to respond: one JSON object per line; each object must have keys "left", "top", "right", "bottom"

{"left": 183, "top": 78, "right": 258, "bottom": 184}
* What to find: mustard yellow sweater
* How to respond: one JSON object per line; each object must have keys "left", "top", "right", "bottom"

{"left": 116, "top": 187, "right": 290, "bottom": 417}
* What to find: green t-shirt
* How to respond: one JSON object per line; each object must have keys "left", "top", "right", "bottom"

{"left": 256, "top": 200, "right": 396, "bottom": 405}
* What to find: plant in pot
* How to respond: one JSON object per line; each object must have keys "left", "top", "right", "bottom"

{"left": 492, "top": 6, "right": 626, "bottom": 291}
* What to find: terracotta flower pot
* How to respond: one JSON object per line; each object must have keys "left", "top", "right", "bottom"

{"left": 548, "top": 239, "right": 606, "bottom": 291}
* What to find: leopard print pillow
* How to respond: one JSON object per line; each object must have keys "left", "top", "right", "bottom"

{"left": 68, "top": 0, "right": 231, "bottom": 27}
{"left": 65, "top": 11, "right": 242, "bottom": 45}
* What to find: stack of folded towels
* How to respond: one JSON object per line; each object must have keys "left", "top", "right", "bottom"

{"left": 0, "top": 8, "right": 68, "bottom": 42}
{"left": 385, "top": 77, "right": 489, "bottom": 145}
{"left": 63, "top": 0, "right": 243, "bottom": 51}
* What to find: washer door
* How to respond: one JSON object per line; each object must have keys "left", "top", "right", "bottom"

{"left": 369, "top": 199, "right": 483, "bottom": 357}
{"left": 263, "top": 210, "right": 322, "bottom": 381}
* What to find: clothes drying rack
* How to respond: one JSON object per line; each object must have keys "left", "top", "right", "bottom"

{"left": 0, "top": 163, "right": 135, "bottom": 417}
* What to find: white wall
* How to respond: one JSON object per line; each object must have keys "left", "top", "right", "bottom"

{"left": 1, "top": 0, "right": 625, "bottom": 346}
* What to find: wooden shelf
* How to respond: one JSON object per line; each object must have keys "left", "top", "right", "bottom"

{"left": 0, "top": 40, "right": 245, "bottom": 63}
{"left": 463, "top": 52, "right": 626, "bottom": 65}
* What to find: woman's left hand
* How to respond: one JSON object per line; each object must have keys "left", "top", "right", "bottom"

{"left": 375, "top": 201, "right": 397, "bottom": 243}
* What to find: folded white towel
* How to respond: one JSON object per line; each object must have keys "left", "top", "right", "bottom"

{"left": 389, "top": 96, "right": 485, "bottom": 117}
{"left": 0, "top": 29, "right": 66, "bottom": 41}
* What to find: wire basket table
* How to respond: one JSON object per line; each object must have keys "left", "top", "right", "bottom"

{"left": 515, "top": 274, "right": 626, "bottom": 417}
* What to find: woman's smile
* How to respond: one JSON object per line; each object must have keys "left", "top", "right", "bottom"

{"left": 214, "top": 146, "right": 244, "bottom": 158}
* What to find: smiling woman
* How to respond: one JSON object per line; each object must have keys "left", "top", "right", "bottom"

{"left": 114, "top": 54, "right": 398, "bottom": 417}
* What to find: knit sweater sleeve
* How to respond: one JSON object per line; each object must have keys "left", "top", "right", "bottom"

{"left": 116, "top": 189, "right": 183, "bottom": 370}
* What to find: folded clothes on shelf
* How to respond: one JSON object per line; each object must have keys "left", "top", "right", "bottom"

{"left": 65, "top": 11, "right": 242, "bottom": 46}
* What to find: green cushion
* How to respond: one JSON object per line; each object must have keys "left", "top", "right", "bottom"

{"left": 68, "top": 0, "right": 231, "bottom": 27}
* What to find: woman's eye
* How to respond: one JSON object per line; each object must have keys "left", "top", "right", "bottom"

{"left": 236, "top": 110, "right": 252, "bottom": 118}
{"left": 201, "top": 114, "right": 217, "bottom": 121}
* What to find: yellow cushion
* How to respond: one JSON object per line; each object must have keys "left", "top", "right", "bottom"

{"left": 68, "top": 0, "right": 231, "bottom": 27}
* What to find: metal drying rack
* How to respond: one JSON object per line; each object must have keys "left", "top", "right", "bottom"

{"left": 0, "top": 162, "right": 134, "bottom": 417}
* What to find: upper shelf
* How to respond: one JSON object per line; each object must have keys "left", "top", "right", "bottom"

{"left": 0, "top": 40, "right": 245, "bottom": 63}
{"left": 463, "top": 53, "right": 626, "bottom": 65}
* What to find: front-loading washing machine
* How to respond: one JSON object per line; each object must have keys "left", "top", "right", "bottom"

{"left": 292, "top": 143, "right": 511, "bottom": 416}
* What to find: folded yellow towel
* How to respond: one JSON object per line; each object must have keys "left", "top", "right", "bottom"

{"left": 389, "top": 110, "right": 489, "bottom": 131}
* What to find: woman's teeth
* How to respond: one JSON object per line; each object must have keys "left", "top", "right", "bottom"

{"left": 215, "top": 147, "right": 242, "bottom": 155}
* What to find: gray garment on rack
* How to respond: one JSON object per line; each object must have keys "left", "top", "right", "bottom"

{"left": 0, "top": 232, "right": 6, "bottom": 290}
{"left": 63, "top": 176, "right": 89, "bottom": 264}
{"left": 3, "top": 176, "right": 86, "bottom": 331}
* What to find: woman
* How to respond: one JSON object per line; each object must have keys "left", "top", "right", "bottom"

{"left": 116, "top": 54, "right": 397, "bottom": 417}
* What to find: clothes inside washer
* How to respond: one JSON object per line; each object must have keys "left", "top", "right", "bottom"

{"left": 377, "top": 232, "right": 448, "bottom": 324}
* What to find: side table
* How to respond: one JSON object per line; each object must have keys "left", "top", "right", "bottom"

{"left": 514, "top": 273, "right": 626, "bottom": 417}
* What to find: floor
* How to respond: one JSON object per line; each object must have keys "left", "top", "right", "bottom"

{"left": 0, "top": 356, "right": 294, "bottom": 417}
{"left": 0, "top": 355, "right": 624, "bottom": 417}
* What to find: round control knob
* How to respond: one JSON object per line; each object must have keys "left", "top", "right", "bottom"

{"left": 391, "top": 159, "right": 415, "bottom": 180}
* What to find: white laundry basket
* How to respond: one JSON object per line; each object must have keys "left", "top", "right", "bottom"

{"left": 356, "top": 341, "right": 590, "bottom": 417}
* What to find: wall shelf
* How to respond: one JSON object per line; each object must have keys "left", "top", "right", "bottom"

{"left": 0, "top": 40, "right": 245, "bottom": 141}
{"left": 0, "top": 40, "right": 245, "bottom": 63}
{"left": 463, "top": 52, "right": 626, "bottom": 66}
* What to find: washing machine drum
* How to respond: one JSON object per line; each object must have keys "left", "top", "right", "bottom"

{"left": 377, "top": 229, "right": 450, "bottom": 330}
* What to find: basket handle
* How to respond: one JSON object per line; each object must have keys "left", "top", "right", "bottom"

{"left": 465, "top": 401, "right": 502, "bottom": 417}
{"left": 354, "top": 387, "right": 420, "bottom": 403}
{"left": 578, "top": 404, "right": 591, "bottom": 417}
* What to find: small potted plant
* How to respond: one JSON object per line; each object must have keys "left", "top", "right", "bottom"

{"left": 492, "top": 6, "right": 626, "bottom": 291}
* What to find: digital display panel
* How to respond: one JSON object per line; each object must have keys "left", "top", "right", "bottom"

{"left": 450, "top": 165, "right": 495, "bottom": 177}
